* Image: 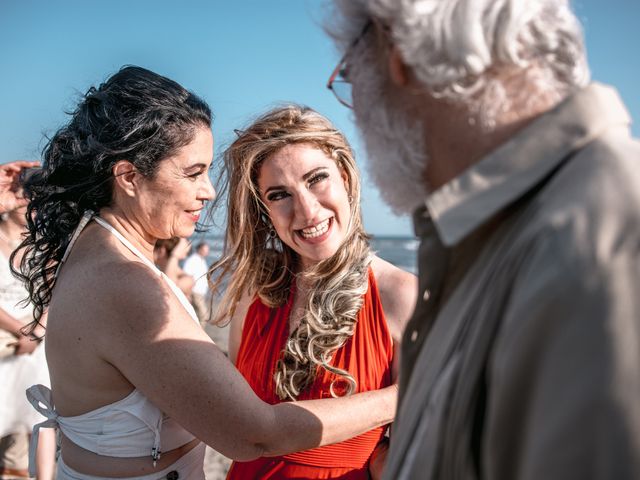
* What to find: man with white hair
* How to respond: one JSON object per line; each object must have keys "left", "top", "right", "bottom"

{"left": 326, "top": 1, "right": 640, "bottom": 478}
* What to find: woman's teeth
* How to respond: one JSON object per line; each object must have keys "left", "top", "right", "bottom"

{"left": 300, "top": 218, "right": 330, "bottom": 239}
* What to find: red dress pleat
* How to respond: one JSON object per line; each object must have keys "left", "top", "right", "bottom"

{"left": 227, "top": 269, "right": 394, "bottom": 479}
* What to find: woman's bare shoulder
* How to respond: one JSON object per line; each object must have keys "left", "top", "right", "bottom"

{"left": 238, "top": 288, "right": 257, "bottom": 313}
{"left": 102, "top": 260, "right": 171, "bottom": 319}
{"left": 370, "top": 255, "right": 417, "bottom": 341}
{"left": 62, "top": 243, "right": 197, "bottom": 342}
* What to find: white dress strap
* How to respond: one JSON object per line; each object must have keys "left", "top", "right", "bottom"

{"left": 92, "top": 216, "right": 199, "bottom": 324}
{"left": 26, "top": 384, "right": 58, "bottom": 477}
{"left": 56, "top": 211, "right": 198, "bottom": 323}
{"left": 92, "top": 217, "right": 161, "bottom": 274}
{"left": 55, "top": 210, "right": 95, "bottom": 279}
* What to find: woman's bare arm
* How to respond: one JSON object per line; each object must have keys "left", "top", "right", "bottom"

{"left": 102, "top": 264, "right": 397, "bottom": 461}
{"left": 368, "top": 256, "right": 416, "bottom": 478}
{"left": 371, "top": 256, "right": 418, "bottom": 380}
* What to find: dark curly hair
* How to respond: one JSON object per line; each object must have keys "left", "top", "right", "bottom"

{"left": 11, "top": 65, "right": 212, "bottom": 329}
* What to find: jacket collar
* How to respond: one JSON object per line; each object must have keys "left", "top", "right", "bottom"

{"left": 420, "top": 83, "right": 631, "bottom": 246}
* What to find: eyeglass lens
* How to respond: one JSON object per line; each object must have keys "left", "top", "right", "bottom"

{"left": 331, "top": 72, "right": 352, "bottom": 108}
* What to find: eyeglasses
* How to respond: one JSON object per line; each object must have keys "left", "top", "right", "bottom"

{"left": 327, "top": 21, "right": 372, "bottom": 109}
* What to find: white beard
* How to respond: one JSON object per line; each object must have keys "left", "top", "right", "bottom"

{"left": 352, "top": 65, "right": 429, "bottom": 215}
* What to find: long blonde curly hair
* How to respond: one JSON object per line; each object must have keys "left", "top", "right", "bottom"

{"left": 210, "top": 105, "right": 371, "bottom": 400}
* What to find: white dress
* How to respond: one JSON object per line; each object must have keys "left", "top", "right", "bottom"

{"left": 0, "top": 250, "right": 50, "bottom": 437}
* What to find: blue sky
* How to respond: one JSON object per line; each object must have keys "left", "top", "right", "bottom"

{"left": 1, "top": 0, "right": 637, "bottom": 236}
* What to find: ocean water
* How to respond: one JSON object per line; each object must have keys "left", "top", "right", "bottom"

{"left": 198, "top": 235, "right": 418, "bottom": 275}
{"left": 370, "top": 236, "right": 418, "bottom": 274}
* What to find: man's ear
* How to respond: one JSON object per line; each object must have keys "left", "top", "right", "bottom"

{"left": 112, "top": 160, "right": 139, "bottom": 197}
{"left": 388, "top": 45, "right": 410, "bottom": 87}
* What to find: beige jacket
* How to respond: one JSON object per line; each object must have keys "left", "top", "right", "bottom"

{"left": 384, "top": 84, "right": 640, "bottom": 479}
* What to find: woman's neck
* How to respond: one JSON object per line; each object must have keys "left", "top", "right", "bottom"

{"left": 98, "top": 208, "right": 156, "bottom": 263}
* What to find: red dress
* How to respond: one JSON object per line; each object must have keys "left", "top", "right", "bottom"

{"left": 227, "top": 269, "right": 394, "bottom": 479}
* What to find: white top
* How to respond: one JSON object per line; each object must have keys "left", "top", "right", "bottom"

{"left": 27, "top": 212, "right": 199, "bottom": 476}
{"left": 0, "top": 250, "right": 51, "bottom": 439}
{"left": 0, "top": 249, "right": 31, "bottom": 319}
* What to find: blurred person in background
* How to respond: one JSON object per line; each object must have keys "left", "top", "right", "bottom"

{"left": 183, "top": 242, "right": 211, "bottom": 325}
{"left": 326, "top": 0, "right": 640, "bottom": 478}
{"left": 0, "top": 161, "right": 39, "bottom": 214}
{"left": 210, "top": 105, "right": 417, "bottom": 479}
{"left": 0, "top": 204, "right": 55, "bottom": 480}
{"left": 154, "top": 237, "right": 194, "bottom": 297}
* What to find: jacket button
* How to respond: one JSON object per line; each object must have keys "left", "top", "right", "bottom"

{"left": 166, "top": 471, "right": 179, "bottom": 480}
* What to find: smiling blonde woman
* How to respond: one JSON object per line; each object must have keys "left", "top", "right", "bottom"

{"left": 210, "top": 105, "right": 417, "bottom": 479}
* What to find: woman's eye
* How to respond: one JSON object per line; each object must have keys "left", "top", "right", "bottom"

{"left": 309, "top": 172, "right": 329, "bottom": 186}
{"left": 267, "top": 191, "right": 288, "bottom": 202}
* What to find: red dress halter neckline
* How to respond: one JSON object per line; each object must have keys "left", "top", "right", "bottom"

{"left": 228, "top": 269, "right": 394, "bottom": 479}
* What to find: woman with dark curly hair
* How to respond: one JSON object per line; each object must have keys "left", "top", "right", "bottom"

{"left": 15, "top": 66, "right": 398, "bottom": 480}
{"left": 210, "top": 105, "right": 417, "bottom": 479}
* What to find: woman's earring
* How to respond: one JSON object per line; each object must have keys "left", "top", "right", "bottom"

{"left": 261, "top": 213, "right": 277, "bottom": 239}
{"left": 348, "top": 195, "right": 353, "bottom": 204}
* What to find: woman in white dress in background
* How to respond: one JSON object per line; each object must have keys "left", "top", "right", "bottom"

{"left": 0, "top": 206, "right": 55, "bottom": 480}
